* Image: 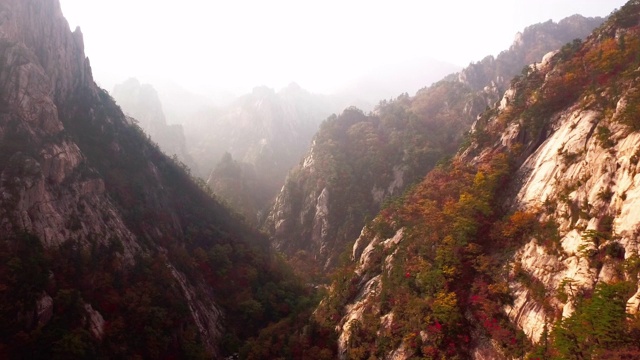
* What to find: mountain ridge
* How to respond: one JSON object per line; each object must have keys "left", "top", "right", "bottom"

{"left": 315, "top": 2, "right": 640, "bottom": 358}
{"left": 266, "top": 13, "right": 605, "bottom": 273}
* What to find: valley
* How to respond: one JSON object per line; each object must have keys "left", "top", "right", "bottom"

{"left": 1, "top": 0, "right": 639, "bottom": 359}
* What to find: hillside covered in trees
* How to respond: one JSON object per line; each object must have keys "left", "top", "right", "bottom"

{"left": 265, "top": 14, "right": 604, "bottom": 274}
{"left": 0, "top": 0, "right": 309, "bottom": 358}
{"left": 1, "top": 0, "right": 638, "bottom": 359}
{"left": 305, "top": 2, "right": 640, "bottom": 358}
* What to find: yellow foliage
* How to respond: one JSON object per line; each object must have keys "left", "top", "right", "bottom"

{"left": 488, "top": 282, "right": 509, "bottom": 297}
{"left": 432, "top": 291, "right": 459, "bottom": 324}
{"left": 500, "top": 210, "right": 538, "bottom": 241}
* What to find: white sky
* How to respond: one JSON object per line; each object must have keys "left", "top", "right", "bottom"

{"left": 59, "top": 0, "right": 627, "bottom": 96}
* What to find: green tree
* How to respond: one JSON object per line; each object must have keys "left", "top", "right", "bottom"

{"left": 551, "top": 282, "right": 633, "bottom": 359}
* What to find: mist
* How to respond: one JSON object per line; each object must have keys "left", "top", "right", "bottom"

{"left": 59, "top": 0, "right": 626, "bottom": 100}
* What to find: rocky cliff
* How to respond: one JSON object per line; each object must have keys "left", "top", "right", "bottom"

{"left": 0, "top": 1, "right": 307, "bottom": 358}
{"left": 112, "top": 78, "right": 197, "bottom": 172}
{"left": 472, "top": 3, "right": 640, "bottom": 353}
{"left": 266, "top": 15, "right": 604, "bottom": 273}
{"left": 320, "top": 2, "right": 640, "bottom": 359}
{"left": 265, "top": 86, "right": 489, "bottom": 272}
{"left": 0, "top": 0, "right": 131, "bottom": 251}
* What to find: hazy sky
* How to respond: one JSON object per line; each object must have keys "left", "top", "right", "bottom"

{"left": 59, "top": 0, "right": 627, "bottom": 96}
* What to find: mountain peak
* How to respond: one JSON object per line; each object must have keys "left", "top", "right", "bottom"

{"left": 0, "top": 0, "right": 95, "bottom": 101}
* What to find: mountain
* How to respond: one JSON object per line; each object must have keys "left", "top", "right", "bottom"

{"left": 0, "top": 0, "right": 307, "bottom": 358}
{"left": 111, "top": 78, "right": 198, "bottom": 172}
{"left": 266, "top": 14, "right": 605, "bottom": 272}
{"left": 266, "top": 88, "right": 491, "bottom": 272}
{"left": 458, "top": 14, "right": 606, "bottom": 92}
{"left": 184, "top": 83, "right": 344, "bottom": 222}
{"left": 206, "top": 152, "right": 272, "bottom": 225}
{"left": 316, "top": 2, "right": 640, "bottom": 358}
{"left": 187, "top": 83, "right": 336, "bottom": 176}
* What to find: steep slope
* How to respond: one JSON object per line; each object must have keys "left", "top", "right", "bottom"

{"left": 111, "top": 78, "right": 198, "bottom": 172}
{"left": 266, "top": 15, "right": 604, "bottom": 272}
{"left": 0, "top": 1, "right": 307, "bottom": 358}
{"left": 320, "top": 2, "right": 640, "bottom": 359}
{"left": 266, "top": 88, "right": 490, "bottom": 272}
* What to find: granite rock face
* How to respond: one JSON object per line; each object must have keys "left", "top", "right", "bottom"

{"left": 0, "top": 1, "right": 244, "bottom": 356}
{"left": 322, "top": 6, "right": 639, "bottom": 358}
{"left": 499, "top": 83, "right": 640, "bottom": 344}
{"left": 0, "top": 0, "right": 94, "bottom": 103}
{"left": 0, "top": 0, "right": 138, "bottom": 254}
{"left": 459, "top": 5, "right": 640, "bottom": 352}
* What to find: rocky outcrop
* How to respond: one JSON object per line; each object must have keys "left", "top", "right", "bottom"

{"left": 501, "top": 92, "right": 640, "bottom": 342}
{"left": 83, "top": 303, "right": 105, "bottom": 340}
{"left": 168, "top": 264, "right": 224, "bottom": 355}
{"left": 459, "top": 2, "right": 640, "bottom": 352}
{"left": 36, "top": 292, "right": 53, "bottom": 327}
{"left": 335, "top": 228, "right": 404, "bottom": 359}
{"left": 266, "top": 108, "right": 410, "bottom": 269}
{"left": 0, "top": 0, "right": 139, "bottom": 255}
{"left": 0, "top": 0, "right": 94, "bottom": 102}
{"left": 0, "top": 0, "right": 216, "bottom": 352}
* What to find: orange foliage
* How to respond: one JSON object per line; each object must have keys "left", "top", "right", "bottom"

{"left": 495, "top": 211, "right": 539, "bottom": 245}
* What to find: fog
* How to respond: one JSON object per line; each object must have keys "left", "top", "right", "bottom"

{"left": 59, "top": 0, "right": 626, "bottom": 98}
